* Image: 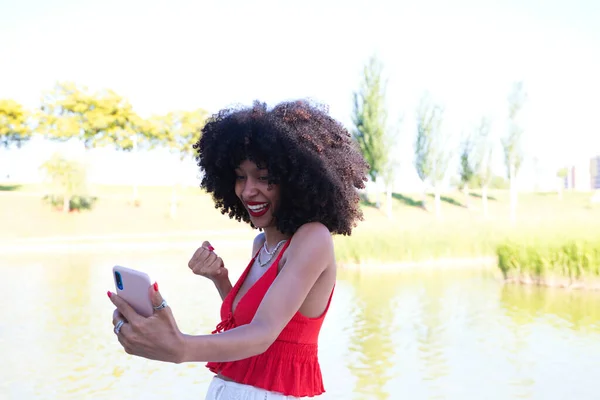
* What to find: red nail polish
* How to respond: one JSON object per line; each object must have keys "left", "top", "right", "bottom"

{"left": 208, "top": 246, "right": 215, "bottom": 251}
{"left": 153, "top": 282, "right": 158, "bottom": 292}
{"left": 107, "top": 291, "right": 112, "bottom": 298}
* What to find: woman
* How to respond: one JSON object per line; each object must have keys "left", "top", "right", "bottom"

{"left": 108, "top": 100, "right": 369, "bottom": 399}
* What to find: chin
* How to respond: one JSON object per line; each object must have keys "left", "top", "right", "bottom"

{"left": 250, "top": 216, "right": 275, "bottom": 229}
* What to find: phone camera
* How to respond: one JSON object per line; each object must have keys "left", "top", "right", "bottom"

{"left": 115, "top": 271, "right": 124, "bottom": 290}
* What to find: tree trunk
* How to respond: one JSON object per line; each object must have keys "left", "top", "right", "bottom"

{"left": 509, "top": 165, "right": 517, "bottom": 224}
{"left": 131, "top": 134, "right": 139, "bottom": 206}
{"left": 170, "top": 184, "right": 178, "bottom": 219}
{"left": 434, "top": 187, "right": 441, "bottom": 219}
{"left": 557, "top": 177, "right": 564, "bottom": 201}
{"left": 463, "top": 184, "right": 470, "bottom": 209}
{"left": 386, "top": 183, "right": 392, "bottom": 219}
{"left": 131, "top": 184, "right": 139, "bottom": 205}
{"left": 375, "top": 176, "right": 382, "bottom": 209}
{"left": 482, "top": 185, "right": 489, "bottom": 219}
{"left": 62, "top": 195, "right": 70, "bottom": 213}
{"left": 421, "top": 186, "right": 428, "bottom": 210}
{"left": 558, "top": 186, "right": 563, "bottom": 201}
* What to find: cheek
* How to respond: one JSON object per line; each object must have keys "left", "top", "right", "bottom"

{"left": 267, "top": 187, "right": 281, "bottom": 206}
{"left": 234, "top": 182, "right": 243, "bottom": 199}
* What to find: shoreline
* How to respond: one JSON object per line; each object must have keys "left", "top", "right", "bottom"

{"left": 0, "top": 230, "right": 255, "bottom": 254}
{"left": 0, "top": 231, "right": 499, "bottom": 270}
{"left": 503, "top": 276, "right": 600, "bottom": 291}
{"left": 339, "top": 256, "right": 498, "bottom": 271}
{"left": 2, "top": 233, "right": 597, "bottom": 287}
{"left": 3, "top": 236, "right": 599, "bottom": 289}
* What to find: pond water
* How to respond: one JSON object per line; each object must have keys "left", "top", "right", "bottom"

{"left": 2, "top": 248, "right": 600, "bottom": 399}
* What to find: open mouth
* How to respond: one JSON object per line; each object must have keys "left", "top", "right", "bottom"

{"left": 246, "top": 202, "right": 270, "bottom": 218}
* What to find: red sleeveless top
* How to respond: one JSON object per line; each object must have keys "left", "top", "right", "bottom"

{"left": 206, "top": 240, "right": 334, "bottom": 397}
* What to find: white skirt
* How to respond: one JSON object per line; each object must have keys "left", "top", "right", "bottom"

{"left": 205, "top": 376, "right": 301, "bottom": 400}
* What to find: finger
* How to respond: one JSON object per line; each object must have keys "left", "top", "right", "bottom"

{"left": 116, "top": 323, "right": 131, "bottom": 348}
{"left": 107, "top": 291, "right": 142, "bottom": 324}
{"left": 148, "top": 282, "right": 168, "bottom": 313}
{"left": 203, "top": 251, "right": 218, "bottom": 268}
{"left": 199, "top": 247, "right": 217, "bottom": 264}
{"left": 112, "top": 309, "right": 126, "bottom": 326}
{"left": 188, "top": 249, "right": 201, "bottom": 269}
{"left": 195, "top": 243, "right": 216, "bottom": 262}
{"left": 205, "top": 257, "right": 223, "bottom": 275}
{"left": 189, "top": 246, "right": 211, "bottom": 268}
{"left": 192, "top": 252, "right": 217, "bottom": 275}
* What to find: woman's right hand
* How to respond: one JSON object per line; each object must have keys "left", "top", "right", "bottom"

{"left": 188, "top": 241, "right": 228, "bottom": 282}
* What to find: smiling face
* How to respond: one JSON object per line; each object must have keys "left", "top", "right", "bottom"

{"left": 234, "top": 159, "right": 280, "bottom": 230}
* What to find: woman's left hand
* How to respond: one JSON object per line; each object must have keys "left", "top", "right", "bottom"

{"left": 108, "top": 283, "right": 186, "bottom": 363}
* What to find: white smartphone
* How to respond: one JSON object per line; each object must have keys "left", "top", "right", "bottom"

{"left": 112, "top": 265, "right": 154, "bottom": 317}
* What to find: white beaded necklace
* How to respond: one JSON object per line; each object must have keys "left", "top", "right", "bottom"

{"left": 257, "top": 239, "right": 287, "bottom": 268}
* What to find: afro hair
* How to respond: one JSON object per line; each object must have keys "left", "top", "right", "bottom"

{"left": 194, "top": 99, "right": 369, "bottom": 236}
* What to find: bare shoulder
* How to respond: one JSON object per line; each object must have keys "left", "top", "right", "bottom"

{"left": 294, "top": 222, "right": 332, "bottom": 241}
{"left": 289, "top": 222, "right": 334, "bottom": 257}
{"left": 252, "top": 232, "right": 266, "bottom": 255}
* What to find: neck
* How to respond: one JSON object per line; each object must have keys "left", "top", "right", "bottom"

{"left": 263, "top": 227, "right": 290, "bottom": 250}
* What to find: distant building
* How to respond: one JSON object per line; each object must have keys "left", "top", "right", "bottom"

{"left": 591, "top": 155, "right": 600, "bottom": 190}
{"left": 564, "top": 155, "right": 600, "bottom": 190}
{"left": 564, "top": 164, "right": 590, "bottom": 190}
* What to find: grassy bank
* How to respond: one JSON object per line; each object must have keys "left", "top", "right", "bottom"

{"left": 2, "top": 182, "right": 600, "bottom": 266}
{"left": 334, "top": 189, "right": 600, "bottom": 264}
{"left": 497, "top": 240, "right": 600, "bottom": 289}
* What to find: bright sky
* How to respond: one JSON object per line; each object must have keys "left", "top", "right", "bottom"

{"left": 1, "top": 0, "right": 599, "bottom": 188}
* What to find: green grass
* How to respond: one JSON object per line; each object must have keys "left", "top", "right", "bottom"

{"left": 497, "top": 240, "right": 600, "bottom": 286}
{"left": 0, "top": 182, "right": 251, "bottom": 240}
{"left": 334, "top": 189, "right": 600, "bottom": 264}
{"left": 2, "top": 182, "right": 600, "bottom": 269}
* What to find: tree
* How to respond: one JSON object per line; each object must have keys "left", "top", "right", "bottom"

{"left": 352, "top": 55, "right": 389, "bottom": 208}
{"left": 40, "top": 82, "right": 144, "bottom": 149}
{"left": 40, "top": 82, "right": 153, "bottom": 203}
{"left": 0, "top": 99, "right": 32, "bottom": 148}
{"left": 153, "top": 109, "right": 208, "bottom": 218}
{"left": 458, "top": 131, "right": 475, "bottom": 209}
{"left": 556, "top": 167, "right": 568, "bottom": 200}
{"left": 502, "top": 81, "right": 526, "bottom": 223}
{"left": 472, "top": 117, "right": 494, "bottom": 218}
{"left": 162, "top": 109, "right": 208, "bottom": 160}
{"left": 414, "top": 94, "right": 448, "bottom": 218}
{"left": 39, "top": 152, "right": 88, "bottom": 213}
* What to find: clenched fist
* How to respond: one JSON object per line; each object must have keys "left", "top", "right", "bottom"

{"left": 188, "top": 241, "right": 228, "bottom": 282}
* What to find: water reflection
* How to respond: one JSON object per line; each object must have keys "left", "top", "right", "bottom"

{"left": 499, "top": 282, "right": 600, "bottom": 399}
{"left": 414, "top": 276, "right": 451, "bottom": 399}
{"left": 500, "top": 284, "right": 600, "bottom": 332}
{"left": 343, "top": 271, "right": 402, "bottom": 399}
{"left": 4, "top": 254, "right": 600, "bottom": 400}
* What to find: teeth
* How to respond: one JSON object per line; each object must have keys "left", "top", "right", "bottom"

{"left": 248, "top": 204, "right": 268, "bottom": 211}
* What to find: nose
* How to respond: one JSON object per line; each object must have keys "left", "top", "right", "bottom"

{"left": 241, "top": 177, "right": 259, "bottom": 199}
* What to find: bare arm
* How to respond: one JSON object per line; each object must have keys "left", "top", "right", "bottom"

{"left": 213, "top": 277, "right": 232, "bottom": 301}
{"left": 180, "top": 223, "right": 333, "bottom": 363}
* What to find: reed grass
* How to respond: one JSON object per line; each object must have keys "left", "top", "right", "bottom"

{"left": 497, "top": 240, "right": 600, "bottom": 286}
